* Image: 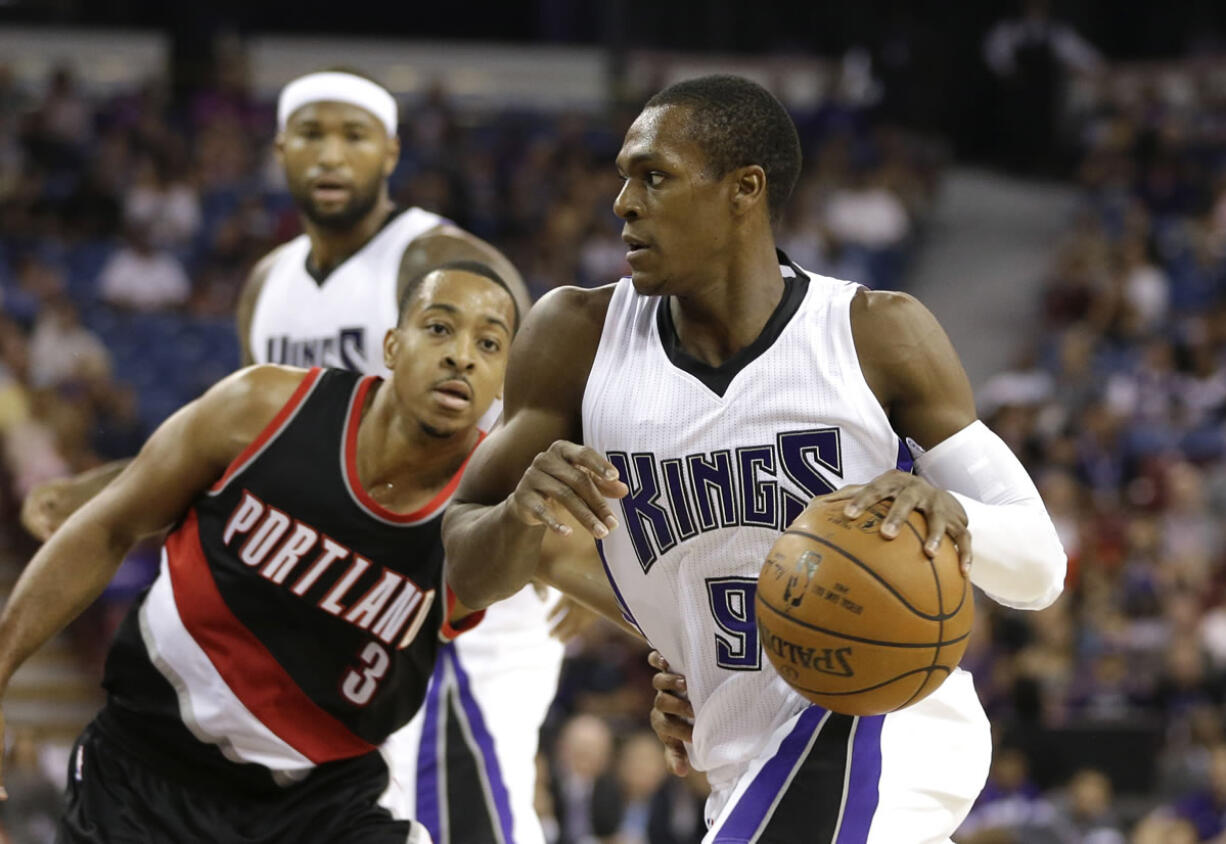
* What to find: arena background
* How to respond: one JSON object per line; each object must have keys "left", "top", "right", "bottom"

{"left": 3, "top": 1, "right": 1226, "bottom": 841}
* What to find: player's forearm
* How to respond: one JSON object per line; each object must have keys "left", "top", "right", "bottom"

{"left": 442, "top": 499, "right": 547, "bottom": 609}
{"left": 0, "top": 511, "right": 133, "bottom": 689}
{"left": 66, "top": 459, "right": 131, "bottom": 512}
{"left": 915, "top": 420, "right": 1067, "bottom": 610}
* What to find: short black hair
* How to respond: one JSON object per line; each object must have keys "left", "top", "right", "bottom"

{"left": 644, "top": 75, "right": 802, "bottom": 221}
{"left": 398, "top": 260, "right": 521, "bottom": 334}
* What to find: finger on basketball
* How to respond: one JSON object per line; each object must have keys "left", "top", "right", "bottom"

{"left": 956, "top": 530, "right": 973, "bottom": 575}
{"left": 923, "top": 514, "right": 947, "bottom": 557}
{"left": 845, "top": 483, "right": 890, "bottom": 518}
{"left": 880, "top": 487, "right": 922, "bottom": 539}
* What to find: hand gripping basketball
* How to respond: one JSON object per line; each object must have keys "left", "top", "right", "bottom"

{"left": 508, "top": 441, "right": 629, "bottom": 539}
{"left": 824, "top": 470, "right": 972, "bottom": 574}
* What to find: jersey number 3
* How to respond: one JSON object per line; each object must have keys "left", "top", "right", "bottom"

{"left": 342, "top": 641, "right": 390, "bottom": 706}
{"left": 706, "top": 577, "right": 761, "bottom": 671}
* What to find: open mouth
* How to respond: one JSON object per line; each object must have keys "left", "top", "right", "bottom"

{"left": 310, "top": 177, "right": 352, "bottom": 201}
{"left": 432, "top": 380, "right": 472, "bottom": 411}
{"left": 622, "top": 232, "right": 651, "bottom": 260}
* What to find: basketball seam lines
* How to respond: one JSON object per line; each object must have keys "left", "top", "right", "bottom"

{"left": 780, "top": 529, "right": 962, "bottom": 621}
{"left": 756, "top": 598, "right": 970, "bottom": 648}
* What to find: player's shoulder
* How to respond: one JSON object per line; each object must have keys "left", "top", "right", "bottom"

{"left": 533, "top": 283, "right": 617, "bottom": 326}
{"left": 850, "top": 288, "right": 943, "bottom": 353}
{"left": 212, "top": 365, "right": 316, "bottom": 425}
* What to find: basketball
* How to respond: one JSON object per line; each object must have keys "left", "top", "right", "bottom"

{"left": 755, "top": 498, "right": 973, "bottom": 716}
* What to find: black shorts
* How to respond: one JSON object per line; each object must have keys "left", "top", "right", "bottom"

{"left": 56, "top": 722, "right": 427, "bottom": 844}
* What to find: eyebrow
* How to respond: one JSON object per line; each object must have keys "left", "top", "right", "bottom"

{"left": 617, "top": 151, "right": 656, "bottom": 171}
{"left": 422, "top": 303, "right": 512, "bottom": 335}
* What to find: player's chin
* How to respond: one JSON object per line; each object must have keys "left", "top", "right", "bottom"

{"left": 629, "top": 268, "right": 666, "bottom": 295}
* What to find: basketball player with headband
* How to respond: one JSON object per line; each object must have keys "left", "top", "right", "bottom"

{"left": 20, "top": 68, "right": 577, "bottom": 844}
{"left": 440, "top": 75, "right": 1068, "bottom": 843}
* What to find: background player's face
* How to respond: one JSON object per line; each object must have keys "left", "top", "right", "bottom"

{"left": 277, "top": 101, "right": 399, "bottom": 231}
{"left": 384, "top": 270, "right": 515, "bottom": 440}
{"left": 613, "top": 104, "right": 736, "bottom": 296}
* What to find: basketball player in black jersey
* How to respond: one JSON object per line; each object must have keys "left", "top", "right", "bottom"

{"left": 0, "top": 263, "right": 611, "bottom": 842}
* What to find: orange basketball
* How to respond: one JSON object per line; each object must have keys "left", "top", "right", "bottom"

{"left": 755, "top": 497, "right": 972, "bottom": 716}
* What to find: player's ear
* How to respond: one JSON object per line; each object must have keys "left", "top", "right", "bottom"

{"left": 730, "top": 164, "right": 767, "bottom": 217}
{"left": 383, "top": 327, "right": 400, "bottom": 370}
{"left": 274, "top": 132, "right": 287, "bottom": 167}
{"left": 383, "top": 132, "right": 400, "bottom": 179}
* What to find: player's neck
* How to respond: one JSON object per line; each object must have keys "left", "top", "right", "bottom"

{"left": 353, "top": 382, "right": 478, "bottom": 512}
{"left": 669, "top": 237, "right": 785, "bottom": 368}
{"left": 303, "top": 195, "right": 396, "bottom": 276}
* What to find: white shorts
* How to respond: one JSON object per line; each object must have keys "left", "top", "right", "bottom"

{"left": 703, "top": 670, "right": 991, "bottom": 843}
{"left": 380, "top": 586, "right": 565, "bottom": 844}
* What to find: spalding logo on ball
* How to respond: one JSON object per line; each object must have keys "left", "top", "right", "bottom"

{"left": 756, "top": 498, "right": 973, "bottom": 716}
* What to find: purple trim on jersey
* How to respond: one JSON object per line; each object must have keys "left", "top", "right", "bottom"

{"left": 716, "top": 706, "right": 827, "bottom": 840}
{"left": 415, "top": 662, "right": 445, "bottom": 841}
{"left": 447, "top": 647, "right": 516, "bottom": 844}
{"left": 595, "top": 540, "right": 645, "bottom": 638}
{"left": 836, "top": 716, "right": 884, "bottom": 843}
{"left": 895, "top": 437, "right": 914, "bottom": 473}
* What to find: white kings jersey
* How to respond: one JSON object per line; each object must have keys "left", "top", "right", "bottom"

{"left": 582, "top": 256, "right": 985, "bottom": 795}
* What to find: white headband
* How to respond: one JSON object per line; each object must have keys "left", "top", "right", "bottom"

{"left": 277, "top": 72, "right": 398, "bottom": 137}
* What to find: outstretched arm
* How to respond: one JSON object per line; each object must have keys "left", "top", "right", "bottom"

{"left": 442, "top": 286, "right": 628, "bottom": 611}
{"left": 0, "top": 366, "right": 306, "bottom": 791}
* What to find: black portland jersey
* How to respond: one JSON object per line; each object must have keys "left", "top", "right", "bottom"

{"left": 99, "top": 367, "right": 482, "bottom": 789}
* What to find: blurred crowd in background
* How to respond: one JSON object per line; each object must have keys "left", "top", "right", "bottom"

{"left": 3, "top": 10, "right": 1226, "bottom": 844}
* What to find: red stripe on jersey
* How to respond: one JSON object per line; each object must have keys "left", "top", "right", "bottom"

{"left": 440, "top": 584, "right": 485, "bottom": 642}
{"left": 211, "top": 367, "right": 323, "bottom": 493}
{"left": 342, "top": 375, "right": 488, "bottom": 524}
{"left": 164, "top": 510, "right": 376, "bottom": 763}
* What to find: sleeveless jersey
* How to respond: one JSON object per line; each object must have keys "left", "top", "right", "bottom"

{"left": 581, "top": 255, "right": 980, "bottom": 792}
{"left": 250, "top": 206, "right": 445, "bottom": 374}
{"left": 100, "top": 367, "right": 479, "bottom": 791}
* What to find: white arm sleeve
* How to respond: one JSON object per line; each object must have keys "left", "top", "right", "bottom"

{"left": 913, "top": 420, "right": 1066, "bottom": 611}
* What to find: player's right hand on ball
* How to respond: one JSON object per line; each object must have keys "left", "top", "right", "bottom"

{"left": 508, "top": 441, "right": 628, "bottom": 539}
{"left": 648, "top": 650, "right": 694, "bottom": 777}
{"left": 20, "top": 477, "right": 75, "bottom": 542}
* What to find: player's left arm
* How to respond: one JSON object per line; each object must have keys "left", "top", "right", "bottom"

{"left": 397, "top": 224, "right": 532, "bottom": 317}
{"left": 837, "top": 290, "right": 1067, "bottom": 611}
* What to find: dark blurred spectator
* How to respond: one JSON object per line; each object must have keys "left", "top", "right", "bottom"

{"left": 983, "top": 0, "right": 1101, "bottom": 174}
{"left": 551, "top": 714, "right": 621, "bottom": 844}
{"left": 1048, "top": 768, "right": 1126, "bottom": 843}
{"left": 123, "top": 153, "right": 201, "bottom": 251}
{"left": 612, "top": 732, "right": 667, "bottom": 844}
{"left": 97, "top": 223, "right": 190, "bottom": 311}
{"left": 1169, "top": 744, "right": 1226, "bottom": 840}
{"left": 646, "top": 773, "right": 708, "bottom": 844}
{"left": 0, "top": 728, "right": 62, "bottom": 844}
{"left": 27, "top": 298, "right": 110, "bottom": 389}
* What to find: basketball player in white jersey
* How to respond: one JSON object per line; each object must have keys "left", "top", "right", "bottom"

{"left": 441, "top": 75, "right": 1068, "bottom": 843}
{"left": 20, "top": 69, "right": 570, "bottom": 844}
